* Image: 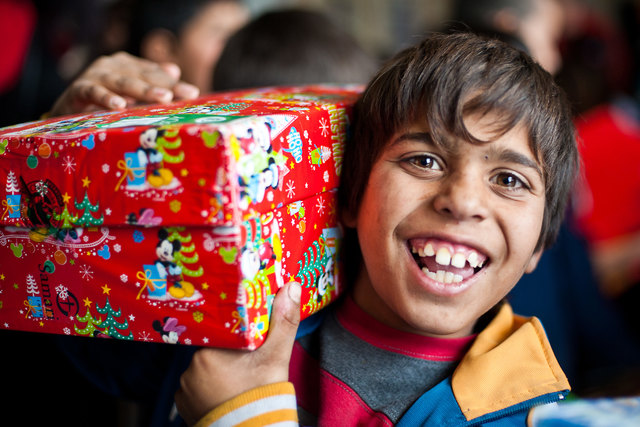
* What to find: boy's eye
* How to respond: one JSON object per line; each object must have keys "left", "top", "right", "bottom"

{"left": 406, "top": 154, "right": 442, "bottom": 170}
{"left": 492, "top": 172, "right": 527, "bottom": 189}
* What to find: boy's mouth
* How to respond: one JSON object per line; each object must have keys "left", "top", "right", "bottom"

{"left": 409, "top": 238, "right": 488, "bottom": 284}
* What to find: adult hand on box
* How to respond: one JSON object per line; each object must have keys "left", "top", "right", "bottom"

{"left": 174, "top": 281, "right": 301, "bottom": 426}
{"left": 49, "top": 51, "right": 200, "bottom": 117}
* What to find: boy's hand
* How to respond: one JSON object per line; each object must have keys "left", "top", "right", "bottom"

{"left": 49, "top": 51, "right": 200, "bottom": 117}
{"left": 174, "top": 281, "right": 301, "bottom": 426}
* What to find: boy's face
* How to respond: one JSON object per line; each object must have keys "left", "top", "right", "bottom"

{"left": 348, "top": 113, "right": 545, "bottom": 338}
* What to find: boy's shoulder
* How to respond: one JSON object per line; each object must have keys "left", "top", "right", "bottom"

{"left": 450, "top": 303, "right": 570, "bottom": 422}
{"left": 399, "top": 304, "right": 569, "bottom": 425}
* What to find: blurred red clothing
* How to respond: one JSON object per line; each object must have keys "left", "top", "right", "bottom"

{"left": 0, "top": 0, "right": 36, "bottom": 92}
{"left": 573, "top": 101, "right": 640, "bottom": 243}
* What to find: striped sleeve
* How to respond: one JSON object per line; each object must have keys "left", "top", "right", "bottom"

{"left": 194, "top": 382, "right": 299, "bottom": 427}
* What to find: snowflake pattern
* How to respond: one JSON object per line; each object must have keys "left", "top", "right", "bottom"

{"left": 120, "top": 274, "right": 128, "bottom": 283}
{"left": 79, "top": 264, "right": 93, "bottom": 280}
{"left": 62, "top": 155, "right": 76, "bottom": 174}
{"left": 102, "top": 163, "right": 110, "bottom": 173}
{"left": 285, "top": 181, "right": 296, "bottom": 198}
{"left": 55, "top": 284, "right": 69, "bottom": 299}
{"left": 113, "top": 243, "right": 122, "bottom": 253}
{"left": 316, "top": 196, "right": 325, "bottom": 215}
{"left": 318, "top": 117, "right": 329, "bottom": 137}
{"left": 138, "top": 331, "right": 151, "bottom": 342}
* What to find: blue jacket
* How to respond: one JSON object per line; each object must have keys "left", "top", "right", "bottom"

{"left": 344, "top": 303, "right": 569, "bottom": 426}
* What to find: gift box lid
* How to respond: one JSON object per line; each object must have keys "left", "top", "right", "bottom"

{"left": 0, "top": 85, "right": 360, "bottom": 230}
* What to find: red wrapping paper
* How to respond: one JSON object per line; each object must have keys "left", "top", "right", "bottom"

{"left": 0, "top": 85, "right": 359, "bottom": 349}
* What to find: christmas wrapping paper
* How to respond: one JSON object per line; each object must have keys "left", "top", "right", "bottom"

{"left": 0, "top": 85, "right": 358, "bottom": 349}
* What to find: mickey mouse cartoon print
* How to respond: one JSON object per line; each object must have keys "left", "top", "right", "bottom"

{"left": 155, "top": 229, "right": 195, "bottom": 299}
{"left": 153, "top": 316, "right": 186, "bottom": 344}
{"left": 238, "top": 157, "right": 279, "bottom": 209}
{"left": 137, "top": 128, "right": 174, "bottom": 187}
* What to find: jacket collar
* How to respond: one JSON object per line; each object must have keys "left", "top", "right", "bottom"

{"left": 452, "top": 303, "right": 570, "bottom": 421}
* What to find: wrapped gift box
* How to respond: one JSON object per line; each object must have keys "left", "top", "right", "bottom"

{"left": 0, "top": 85, "right": 359, "bottom": 349}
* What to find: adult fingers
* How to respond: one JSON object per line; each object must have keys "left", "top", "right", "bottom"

{"left": 86, "top": 53, "right": 195, "bottom": 104}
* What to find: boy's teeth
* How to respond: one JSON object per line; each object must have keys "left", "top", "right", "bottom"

{"left": 435, "top": 247, "right": 451, "bottom": 266}
{"left": 412, "top": 241, "right": 487, "bottom": 270}
{"left": 451, "top": 253, "right": 466, "bottom": 268}
{"left": 467, "top": 251, "right": 479, "bottom": 268}
{"left": 424, "top": 243, "right": 435, "bottom": 257}
{"left": 421, "top": 267, "right": 464, "bottom": 284}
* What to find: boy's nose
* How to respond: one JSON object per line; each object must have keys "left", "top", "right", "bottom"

{"left": 432, "top": 171, "right": 488, "bottom": 222}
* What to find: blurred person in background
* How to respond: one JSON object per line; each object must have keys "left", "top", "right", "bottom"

{"left": 212, "top": 7, "right": 378, "bottom": 91}
{"left": 123, "top": 0, "right": 249, "bottom": 93}
{"left": 570, "top": 0, "right": 640, "bottom": 347}
{"left": 451, "top": 0, "right": 564, "bottom": 75}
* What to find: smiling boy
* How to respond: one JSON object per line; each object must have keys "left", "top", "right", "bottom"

{"left": 175, "top": 32, "right": 578, "bottom": 426}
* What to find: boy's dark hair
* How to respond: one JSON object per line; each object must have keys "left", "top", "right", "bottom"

{"left": 338, "top": 32, "right": 578, "bottom": 282}
{"left": 213, "top": 8, "right": 378, "bottom": 91}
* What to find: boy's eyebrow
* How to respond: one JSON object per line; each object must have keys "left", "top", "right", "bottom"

{"left": 492, "top": 148, "right": 543, "bottom": 181}
{"left": 392, "top": 132, "right": 434, "bottom": 145}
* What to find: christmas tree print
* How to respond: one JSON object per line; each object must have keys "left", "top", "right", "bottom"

{"left": 167, "top": 227, "right": 204, "bottom": 277}
{"left": 53, "top": 202, "right": 78, "bottom": 230}
{"left": 74, "top": 305, "right": 104, "bottom": 336}
{"left": 157, "top": 127, "right": 184, "bottom": 164}
{"left": 96, "top": 298, "right": 133, "bottom": 340}
{"left": 74, "top": 190, "right": 104, "bottom": 226}
{"left": 26, "top": 275, "right": 39, "bottom": 295}
{"left": 6, "top": 170, "right": 19, "bottom": 194}
{"left": 296, "top": 240, "right": 330, "bottom": 289}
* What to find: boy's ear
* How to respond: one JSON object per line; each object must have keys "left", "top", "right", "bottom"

{"left": 524, "top": 248, "right": 544, "bottom": 274}
{"left": 340, "top": 206, "right": 357, "bottom": 228}
{"left": 140, "top": 29, "right": 178, "bottom": 63}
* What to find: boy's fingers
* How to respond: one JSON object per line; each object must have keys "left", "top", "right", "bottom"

{"left": 259, "top": 282, "right": 301, "bottom": 366}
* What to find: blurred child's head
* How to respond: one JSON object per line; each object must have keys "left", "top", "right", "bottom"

{"left": 212, "top": 8, "right": 378, "bottom": 91}
{"left": 128, "top": 0, "right": 249, "bottom": 92}
{"left": 338, "top": 33, "right": 577, "bottom": 335}
{"left": 452, "top": 0, "right": 564, "bottom": 75}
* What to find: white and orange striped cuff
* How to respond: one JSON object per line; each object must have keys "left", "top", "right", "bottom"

{"left": 195, "top": 382, "right": 298, "bottom": 427}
